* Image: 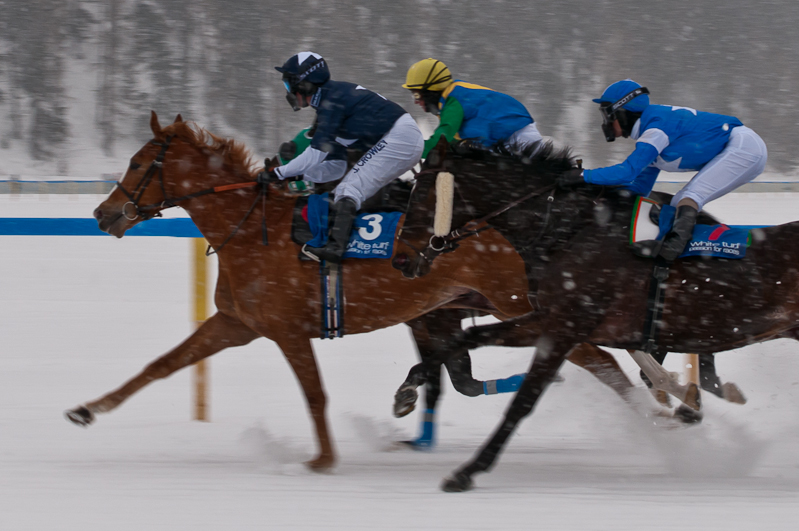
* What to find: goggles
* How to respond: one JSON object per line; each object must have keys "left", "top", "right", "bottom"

{"left": 597, "top": 87, "right": 649, "bottom": 142}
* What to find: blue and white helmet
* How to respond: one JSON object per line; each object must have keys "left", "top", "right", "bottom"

{"left": 593, "top": 79, "right": 650, "bottom": 141}
{"left": 275, "top": 51, "right": 330, "bottom": 92}
{"left": 593, "top": 79, "right": 650, "bottom": 113}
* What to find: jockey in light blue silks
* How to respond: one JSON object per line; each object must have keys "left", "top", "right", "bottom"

{"left": 559, "top": 79, "right": 768, "bottom": 262}
{"left": 267, "top": 51, "right": 424, "bottom": 264}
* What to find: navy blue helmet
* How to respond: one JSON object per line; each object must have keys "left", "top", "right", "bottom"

{"left": 275, "top": 52, "right": 330, "bottom": 93}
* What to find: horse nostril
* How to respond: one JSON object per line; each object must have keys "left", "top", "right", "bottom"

{"left": 392, "top": 254, "right": 408, "bottom": 269}
{"left": 93, "top": 208, "right": 103, "bottom": 221}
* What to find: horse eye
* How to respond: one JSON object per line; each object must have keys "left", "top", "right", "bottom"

{"left": 129, "top": 162, "right": 141, "bottom": 170}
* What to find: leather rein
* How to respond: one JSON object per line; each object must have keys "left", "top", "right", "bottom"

{"left": 404, "top": 165, "right": 558, "bottom": 266}
{"left": 114, "top": 135, "right": 265, "bottom": 254}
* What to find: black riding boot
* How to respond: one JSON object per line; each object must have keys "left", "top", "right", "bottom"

{"left": 302, "top": 197, "right": 357, "bottom": 264}
{"left": 658, "top": 205, "right": 698, "bottom": 262}
{"left": 631, "top": 205, "right": 698, "bottom": 262}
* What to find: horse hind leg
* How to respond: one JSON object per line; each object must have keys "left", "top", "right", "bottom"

{"left": 629, "top": 350, "right": 701, "bottom": 411}
{"left": 699, "top": 353, "right": 747, "bottom": 404}
{"left": 65, "top": 311, "right": 259, "bottom": 427}
{"left": 566, "top": 343, "right": 636, "bottom": 401}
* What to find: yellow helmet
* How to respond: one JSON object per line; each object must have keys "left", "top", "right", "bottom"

{"left": 402, "top": 58, "right": 453, "bottom": 92}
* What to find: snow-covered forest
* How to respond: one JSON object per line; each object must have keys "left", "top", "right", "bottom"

{"left": 2, "top": 0, "right": 799, "bottom": 177}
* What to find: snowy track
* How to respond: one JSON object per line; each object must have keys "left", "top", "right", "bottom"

{"left": 2, "top": 196, "right": 798, "bottom": 530}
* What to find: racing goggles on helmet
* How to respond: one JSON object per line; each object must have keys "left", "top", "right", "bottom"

{"left": 282, "top": 74, "right": 302, "bottom": 112}
{"left": 282, "top": 73, "right": 300, "bottom": 94}
{"left": 598, "top": 86, "right": 649, "bottom": 142}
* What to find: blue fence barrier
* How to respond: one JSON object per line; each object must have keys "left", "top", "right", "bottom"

{"left": 0, "top": 217, "right": 768, "bottom": 238}
{"left": 0, "top": 218, "right": 202, "bottom": 237}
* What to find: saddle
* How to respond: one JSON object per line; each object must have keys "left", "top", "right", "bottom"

{"left": 291, "top": 180, "right": 413, "bottom": 259}
{"left": 631, "top": 197, "right": 750, "bottom": 260}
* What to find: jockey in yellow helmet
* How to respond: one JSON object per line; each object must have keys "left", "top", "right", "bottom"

{"left": 403, "top": 58, "right": 542, "bottom": 158}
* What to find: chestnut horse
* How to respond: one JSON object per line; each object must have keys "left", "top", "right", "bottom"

{"left": 65, "top": 112, "right": 641, "bottom": 469}
{"left": 392, "top": 143, "right": 799, "bottom": 491}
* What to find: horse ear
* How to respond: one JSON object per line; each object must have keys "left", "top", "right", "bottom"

{"left": 150, "top": 111, "right": 163, "bottom": 138}
{"left": 266, "top": 156, "right": 280, "bottom": 171}
{"left": 173, "top": 114, "right": 183, "bottom": 123}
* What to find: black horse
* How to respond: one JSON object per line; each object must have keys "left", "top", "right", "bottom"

{"left": 394, "top": 142, "right": 799, "bottom": 491}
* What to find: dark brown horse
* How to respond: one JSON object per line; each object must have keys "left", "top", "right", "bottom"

{"left": 65, "top": 112, "right": 640, "bottom": 469}
{"left": 393, "top": 143, "right": 799, "bottom": 491}
{"left": 392, "top": 147, "right": 742, "bottom": 413}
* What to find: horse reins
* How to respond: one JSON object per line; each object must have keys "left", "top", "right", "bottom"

{"left": 412, "top": 175, "right": 559, "bottom": 265}
{"left": 114, "top": 135, "right": 265, "bottom": 255}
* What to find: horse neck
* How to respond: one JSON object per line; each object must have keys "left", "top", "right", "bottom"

{"left": 455, "top": 177, "right": 596, "bottom": 258}
{"left": 172, "top": 160, "right": 292, "bottom": 252}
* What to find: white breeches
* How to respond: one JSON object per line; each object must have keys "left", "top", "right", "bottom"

{"left": 504, "top": 122, "right": 544, "bottom": 156}
{"left": 334, "top": 114, "right": 424, "bottom": 209}
{"left": 671, "top": 126, "right": 768, "bottom": 210}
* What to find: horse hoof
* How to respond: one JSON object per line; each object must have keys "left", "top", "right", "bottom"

{"left": 398, "top": 438, "right": 435, "bottom": 451}
{"left": 684, "top": 383, "right": 701, "bottom": 411}
{"left": 674, "top": 404, "right": 703, "bottom": 424}
{"left": 65, "top": 406, "right": 94, "bottom": 427}
{"left": 721, "top": 382, "right": 747, "bottom": 404}
{"left": 392, "top": 387, "right": 418, "bottom": 418}
{"left": 441, "top": 472, "right": 473, "bottom": 492}
{"left": 304, "top": 455, "right": 336, "bottom": 472}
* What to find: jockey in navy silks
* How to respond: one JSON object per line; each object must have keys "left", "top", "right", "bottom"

{"left": 266, "top": 51, "right": 424, "bottom": 264}
{"left": 402, "top": 58, "right": 543, "bottom": 158}
{"left": 559, "top": 79, "right": 768, "bottom": 262}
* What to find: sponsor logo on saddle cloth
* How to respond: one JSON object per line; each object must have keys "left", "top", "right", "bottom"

{"left": 303, "top": 193, "right": 401, "bottom": 259}
{"left": 630, "top": 197, "right": 750, "bottom": 259}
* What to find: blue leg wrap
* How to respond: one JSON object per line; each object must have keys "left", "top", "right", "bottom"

{"left": 483, "top": 373, "right": 525, "bottom": 395}
{"left": 411, "top": 409, "right": 436, "bottom": 448}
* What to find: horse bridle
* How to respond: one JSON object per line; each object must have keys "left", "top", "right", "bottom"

{"left": 115, "top": 136, "right": 175, "bottom": 221}
{"left": 113, "top": 134, "right": 264, "bottom": 254}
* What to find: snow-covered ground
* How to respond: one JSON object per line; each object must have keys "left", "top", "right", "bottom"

{"left": 1, "top": 195, "right": 798, "bottom": 530}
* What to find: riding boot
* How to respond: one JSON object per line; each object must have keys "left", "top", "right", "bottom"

{"left": 657, "top": 205, "right": 698, "bottom": 262}
{"left": 301, "top": 197, "right": 357, "bottom": 264}
{"left": 631, "top": 205, "right": 698, "bottom": 261}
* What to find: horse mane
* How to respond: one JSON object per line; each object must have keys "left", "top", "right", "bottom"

{"left": 162, "top": 120, "right": 259, "bottom": 178}
{"left": 450, "top": 139, "right": 576, "bottom": 177}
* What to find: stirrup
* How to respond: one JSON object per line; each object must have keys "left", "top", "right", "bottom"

{"left": 300, "top": 244, "right": 322, "bottom": 262}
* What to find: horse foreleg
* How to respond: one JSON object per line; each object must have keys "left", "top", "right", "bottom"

{"left": 273, "top": 336, "right": 336, "bottom": 471}
{"left": 442, "top": 335, "right": 572, "bottom": 492}
{"left": 629, "top": 350, "right": 701, "bottom": 411}
{"left": 393, "top": 362, "right": 427, "bottom": 418}
{"left": 397, "top": 310, "right": 482, "bottom": 448}
{"left": 65, "top": 311, "right": 259, "bottom": 426}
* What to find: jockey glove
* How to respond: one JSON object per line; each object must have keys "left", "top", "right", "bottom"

{"left": 256, "top": 169, "right": 280, "bottom": 185}
{"left": 557, "top": 168, "right": 584, "bottom": 188}
{"left": 278, "top": 141, "right": 297, "bottom": 164}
